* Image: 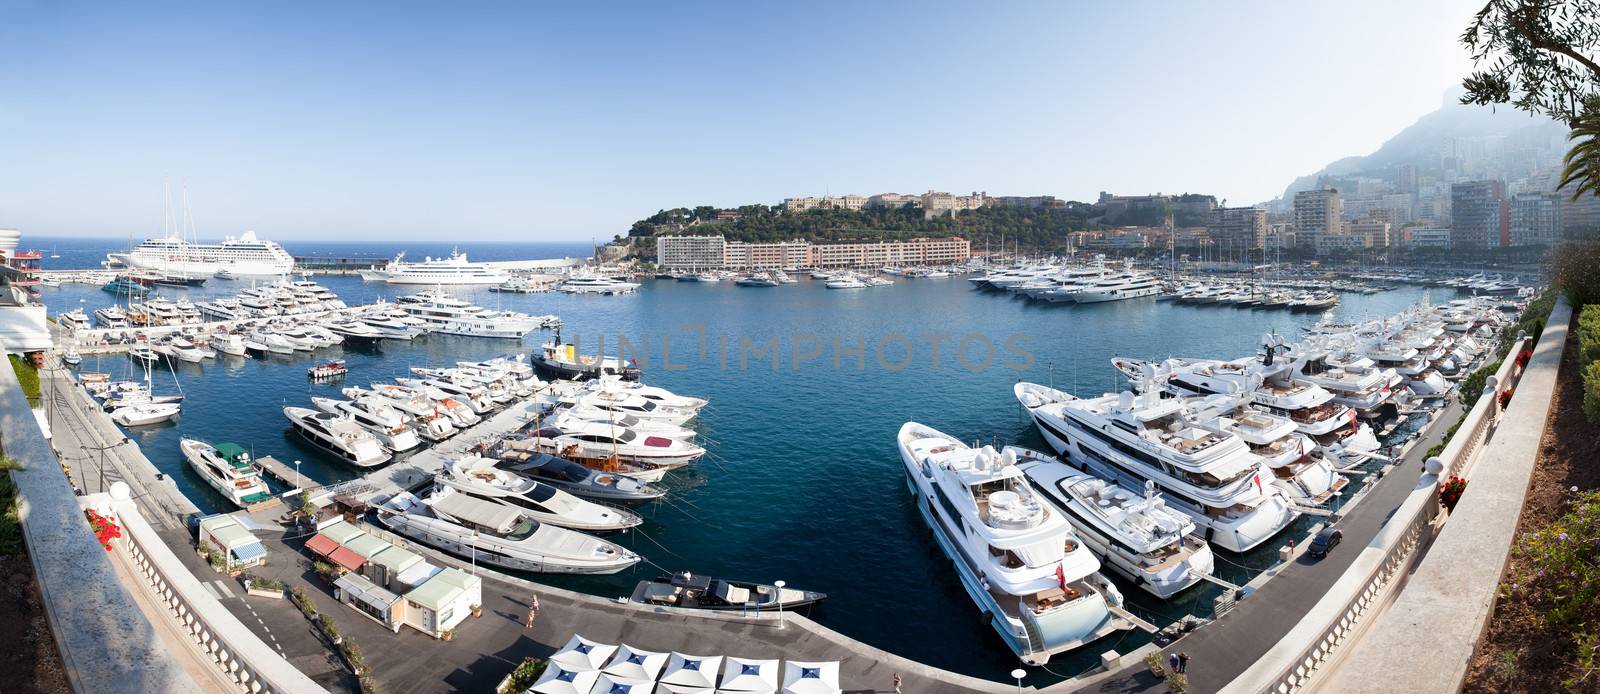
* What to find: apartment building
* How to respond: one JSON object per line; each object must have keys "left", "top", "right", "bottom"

{"left": 722, "top": 240, "right": 809, "bottom": 270}
{"left": 808, "top": 237, "right": 970, "bottom": 268}
{"left": 1510, "top": 192, "right": 1562, "bottom": 246}
{"left": 1450, "top": 180, "right": 1509, "bottom": 248}
{"left": 1207, "top": 206, "right": 1267, "bottom": 249}
{"left": 655, "top": 235, "right": 726, "bottom": 270}
{"left": 656, "top": 234, "right": 969, "bottom": 269}
{"left": 1293, "top": 188, "right": 1343, "bottom": 248}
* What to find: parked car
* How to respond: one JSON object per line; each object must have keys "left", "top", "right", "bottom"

{"left": 1307, "top": 527, "right": 1343, "bottom": 559}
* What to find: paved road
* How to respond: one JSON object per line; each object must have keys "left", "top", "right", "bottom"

{"left": 1086, "top": 401, "right": 1463, "bottom": 694}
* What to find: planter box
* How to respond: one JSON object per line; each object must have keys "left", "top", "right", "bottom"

{"left": 245, "top": 587, "right": 285, "bottom": 599}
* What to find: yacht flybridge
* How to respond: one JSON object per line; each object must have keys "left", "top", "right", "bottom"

{"left": 897, "top": 422, "right": 1132, "bottom": 664}
{"left": 1018, "top": 463, "right": 1214, "bottom": 599}
{"left": 359, "top": 249, "right": 510, "bottom": 285}
{"left": 377, "top": 486, "right": 639, "bottom": 574}
{"left": 1014, "top": 382, "right": 1298, "bottom": 553}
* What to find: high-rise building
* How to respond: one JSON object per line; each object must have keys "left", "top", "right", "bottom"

{"left": 1559, "top": 181, "right": 1600, "bottom": 240}
{"left": 1510, "top": 192, "right": 1562, "bottom": 246}
{"left": 1207, "top": 206, "right": 1267, "bottom": 249}
{"left": 1405, "top": 227, "right": 1452, "bottom": 248}
{"left": 1293, "top": 188, "right": 1342, "bottom": 248}
{"left": 1450, "top": 180, "right": 1509, "bottom": 248}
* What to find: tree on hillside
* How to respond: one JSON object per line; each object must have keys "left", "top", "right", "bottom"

{"left": 1461, "top": 1, "right": 1600, "bottom": 198}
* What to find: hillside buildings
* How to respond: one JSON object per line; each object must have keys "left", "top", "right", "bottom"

{"left": 655, "top": 235, "right": 969, "bottom": 270}
{"left": 1207, "top": 206, "right": 1267, "bottom": 249}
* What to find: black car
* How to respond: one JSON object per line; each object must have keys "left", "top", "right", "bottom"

{"left": 1307, "top": 527, "right": 1343, "bottom": 558}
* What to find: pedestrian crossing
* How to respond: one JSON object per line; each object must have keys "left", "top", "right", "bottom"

{"left": 201, "top": 579, "right": 234, "bottom": 601}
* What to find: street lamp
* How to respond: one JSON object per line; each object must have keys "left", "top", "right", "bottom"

{"left": 774, "top": 580, "right": 786, "bottom": 629}
{"left": 293, "top": 460, "right": 301, "bottom": 491}
{"left": 1011, "top": 668, "right": 1026, "bottom": 694}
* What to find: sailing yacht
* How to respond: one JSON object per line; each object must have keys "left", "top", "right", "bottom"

{"left": 1018, "top": 462, "right": 1214, "bottom": 599}
{"left": 376, "top": 486, "right": 639, "bottom": 574}
{"left": 1013, "top": 382, "right": 1298, "bottom": 552}
{"left": 897, "top": 423, "right": 1132, "bottom": 664}
{"left": 179, "top": 439, "right": 272, "bottom": 508}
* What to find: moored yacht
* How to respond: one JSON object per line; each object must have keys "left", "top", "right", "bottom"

{"left": 179, "top": 439, "right": 273, "bottom": 508}
{"left": 1018, "top": 463, "right": 1214, "bottom": 599}
{"left": 437, "top": 456, "right": 642, "bottom": 532}
{"left": 359, "top": 249, "right": 509, "bottom": 285}
{"left": 897, "top": 422, "right": 1132, "bottom": 664}
{"left": 377, "top": 486, "right": 639, "bottom": 574}
{"left": 283, "top": 406, "right": 391, "bottom": 467}
{"left": 493, "top": 450, "right": 667, "bottom": 505}
{"left": 1014, "top": 382, "right": 1298, "bottom": 552}
{"left": 311, "top": 396, "right": 422, "bottom": 452}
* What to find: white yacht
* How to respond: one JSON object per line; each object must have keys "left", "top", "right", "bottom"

{"left": 1061, "top": 271, "right": 1164, "bottom": 303}
{"left": 897, "top": 423, "right": 1131, "bottom": 664}
{"left": 311, "top": 396, "right": 422, "bottom": 452}
{"left": 377, "top": 487, "right": 640, "bottom": 574}
{"left": 577, "top": 377, "right": 708, "bottom": 411}
{"left": 1185, "top": 393, "right": 1348, "bottom": 506}
{"left": 436, "top": 457, "right": 642, "bottom": 532}
{"left": 552, "top": 406, "right": 698, "bottom": 441}
{"left": 397, "top": 291, "right": 546, "bottom": 338}
{"left": 283, "top": 406, "right": 391, "bottom": 467}
{"left": 111, "top": 402, "right": 181, "bottom": 426}
{"left": 369, "top": 383, "right": 480, "bottom": 427}
{"left": 1014, "top": 382, "right": 1298, "bottom": 553}
{"left": 558, "top": 271, "right": 640, "bottom": 294}
{"left": 550, "top": 388, "right": 697, "bottom": 425}
{"left": 106, "top": 231, "right": 295, "bottom": 277}
{"left": 358, "top": 249, "right": 509, "bottom": 285}
{"left": 525, "top": 420, "right": 704, "bottom": 474}
{"left": 394, "top": 377, "right": 495, "bottom": 414}
{"left": 824, "top": 274, "right": 867, "bottom": 289}
{"left": 179, "top": 439, "right": 272, "bottom": 508}
{"left": 1019, "top": 462, "right": 1214, "bottom": 599}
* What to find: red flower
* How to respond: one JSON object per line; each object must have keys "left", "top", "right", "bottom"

{"left": 84, "top": 509, "right": 122, "bottom": 551}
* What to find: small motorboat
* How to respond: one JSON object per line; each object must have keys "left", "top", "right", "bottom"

{"left": 309, "top": 360, "right": 348, "bottom": 380}
{"left": 630, "top": 573, "right": 827, "bottom": 612}
{"left": 111, "top": 402, "right": 181, "bottom": 426}
{"left": 62, "top": 347, "right": 83, "bottom": 366}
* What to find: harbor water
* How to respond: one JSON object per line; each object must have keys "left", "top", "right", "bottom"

{"left": 38, "top": 237, "right": 1442, "bottom": 684}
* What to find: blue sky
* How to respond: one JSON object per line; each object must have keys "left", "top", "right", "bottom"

{"left": 0, "top": 1, "right": 1479, "bottom": 241}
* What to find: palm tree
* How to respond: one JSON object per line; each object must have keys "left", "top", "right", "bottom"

{"left": 1559, "top": 100, "right": 1600, "bottom": 201}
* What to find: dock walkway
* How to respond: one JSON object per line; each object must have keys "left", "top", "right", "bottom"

{"left": 41, "top": 357, "right": 200, "bottom": 530}
{"left": 1081, "top": 400, "right": 1465, "bottom": 693}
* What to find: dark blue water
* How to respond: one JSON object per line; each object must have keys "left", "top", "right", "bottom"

{"left": 35, "top": 237, "right": 1440, "bottom": 684}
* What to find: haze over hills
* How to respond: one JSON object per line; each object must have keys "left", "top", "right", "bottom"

{"left": 1268, "top": 88, "right": 1568, "bottom": 208}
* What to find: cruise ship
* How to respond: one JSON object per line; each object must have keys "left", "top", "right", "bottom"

{"left": 358, "top": 250, "right": 509, "bottom": 285}
{"left": 105, "top": 231, "right": 295, "bottom": 277}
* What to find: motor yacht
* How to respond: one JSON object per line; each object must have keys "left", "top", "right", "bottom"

{"left": 311, "top": 396, "right": 422, "bottom": 452}
{"left": 94, "top": 306, "right": 131, "bottom": 328}
{"left": 558, "top": 271, "right": 641, "bottom": 294}
{"left": 359, "top": 249, "right": 509, "bottom": 285}
{"left": 552, "top": 406, "right": 698, "bottom": 441}
{"left": 824, "top": 274, "right": 867, "bottom": 289}
{"left": 395, "top": 377, "right": 496, "bottom": 414}
{"left": 494, "top": 450, "right": 666, "bottom": 505}
{"left": 630, "top": 574, "right": 826, "bottom": 612}
{"left": 1014, "top": 382, "right": 1298, "bottom": 553}
{"left": 325, "top": 320, "right": 387, "bottom": 347}
{"left": 283, "top": 406, "right": 391, "bottom": 467}
{"left": 373, "top": 383, "right": 481, "bottom": 427}
{"left": 897, "top": 422, "right": 1132, "bottom": 663}
{"left": 58, "top": 308, "right": 91, "bottom": 332}
{"left": 179, "top": 439, "right": 272, "bottom": 508}
{"left": 377, "top": 487, "right": 639, "bottom": 574}
{"left": 550, "top": 388, "right": 697, "bottom": 425}
{"left": 578, "top": 377, "right": 707, "bottom": 411}
{"left": 209, "top": 332, "right": 249, "bottom": 357}
{"left": 1019, "top": 463, "right": 1214, "bottom": 599}
{"left": 397, "top": 290, "right": 545, "bottom": 338}
{"left": 342, "top": 386, "right": 458, "bottom": 441}
{"left": 437, "top": 456, "right": 642, "bottom": 532}
{"left": 524, "top": 421, "right": 704, "bottom": 475}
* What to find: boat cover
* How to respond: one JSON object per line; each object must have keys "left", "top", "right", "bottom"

{"left": 428, "top": 490, "right": 522, "bottom": 534}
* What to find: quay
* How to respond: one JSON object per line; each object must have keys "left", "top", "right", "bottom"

{"left": 255, "top": 454, "right": 327, "bottom": 492}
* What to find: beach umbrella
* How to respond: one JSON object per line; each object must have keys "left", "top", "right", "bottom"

{"left": 587, "top": 672, "right": 652, "bottom": 694}
{"left": 551, "top": 634, "right": 618, "bottom": 673}
{"left": 656, "top": 653, "right": 723, "bottom": 693}
{"left": 531, "top": 662, "right": 601, "bottom": 694}
{"left": 602, "top": 644, "right": 669, "bottom": 682}
{"left": 716, "top": 657, "right": 778, "bottom": 694}
{"left": 780, "top": 661, "right": 840, "bottom": 694}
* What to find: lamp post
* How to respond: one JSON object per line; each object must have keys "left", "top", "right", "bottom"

{"left": 774, "top": 580, "right": 786, "bottom": 629}
{"left": 293, "top": 460, "right": 301, "bottom": 491}
{"left": 1011, "top": 668, "right": 1026, "bottom": 694}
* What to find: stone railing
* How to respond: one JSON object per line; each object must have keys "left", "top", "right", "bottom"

{"left": 86, "top": 489, "right": 326, "bottom": 693}
{"left": 1220, "top": 329, "right": 1534, "bottom": 694}
{"left": 1323, "top": 299, "right": 1571, "bottom": 693}
{"left": 0, "top": 350, "right": 203, "bottom": 692}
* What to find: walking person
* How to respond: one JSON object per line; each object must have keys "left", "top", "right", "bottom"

{"left": 1168, "top": 652, "right": 1180, "bottom": 673}
{"left": 525, "top": 595, "right": 540, "bottom": 628}
{"left": 892, "top": 673, "right": 903, "bottom": 694}
{"left": 1178, "top": 652, "right": 1190, "bottom": 673}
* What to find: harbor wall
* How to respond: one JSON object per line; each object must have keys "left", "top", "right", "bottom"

{"left": 1321, "top": 298, "right": 1570, "bottom": 693}
{"left": 0, "top": 349, "right": 203, "bottom": 692}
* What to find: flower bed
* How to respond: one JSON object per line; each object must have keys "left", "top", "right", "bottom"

{"left": 84, "top": 509, "right": 121, "bottom": 551}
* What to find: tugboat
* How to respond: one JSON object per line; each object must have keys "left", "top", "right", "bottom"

{"left": 533, "top": 328, "right": 641, "bottom": 381}
{"left": 308, "top": 359, "right": 348, "bottom": 381}
{"left": 630, "top": 573, "right": 826, "bottom": 612}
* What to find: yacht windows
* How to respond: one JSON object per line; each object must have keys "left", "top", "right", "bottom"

{"left": 987, "top": 544, "right": 1025, "bottom": 569}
